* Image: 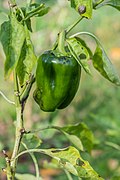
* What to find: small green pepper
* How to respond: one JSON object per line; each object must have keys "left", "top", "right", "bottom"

{"left": 33, "top": 50, "right": 81, "bottom": 112}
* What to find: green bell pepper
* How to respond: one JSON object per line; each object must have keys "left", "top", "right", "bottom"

{"left": 33, "top": 50, "right": 81, "bottom": 112}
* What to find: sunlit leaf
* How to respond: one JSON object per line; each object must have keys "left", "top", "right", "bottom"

{"left": 0, "top": 13, "right": 25, "bottom": 78}
{"left": 70, "top": 0, "right": 93, "bottom": 18}
{"left": 93, "top": 43, "right": 120, "bottom": 86}
{"left": 16, "top": 146, "right": 104, "bottom": 179}
{"left": 44, "top": 146, "right": 103, "bottom": 179}
{"left": 67, "top": 37, "right": 91, "bottom": 74}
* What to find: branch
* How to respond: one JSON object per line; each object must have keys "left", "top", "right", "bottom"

{"left": 0, "top": 90, "right": 15, "bottom": 105}
{"left": 22, "top": 142, "right": 40, "bottom": 179}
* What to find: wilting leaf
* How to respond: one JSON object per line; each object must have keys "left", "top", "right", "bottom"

{"left": 93, "top": 43, "right": 120, "bottom": 86}
{"left": 16, "top": 146, "right": 104, "bottom": 179}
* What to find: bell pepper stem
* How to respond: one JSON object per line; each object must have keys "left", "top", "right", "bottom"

{"left": 58, "top": 30, "right": 67, "bottom": 56}
{"left": 53, "top": 17, "right": 83, "bottom": 53}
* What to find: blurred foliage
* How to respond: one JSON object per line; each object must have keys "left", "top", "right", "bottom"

{"left": 0, "top": 0, "right": 120, "bottom": 179}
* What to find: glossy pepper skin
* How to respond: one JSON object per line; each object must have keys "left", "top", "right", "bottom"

{"left": 33, "top": 50, "right": 81, "bottom": 112}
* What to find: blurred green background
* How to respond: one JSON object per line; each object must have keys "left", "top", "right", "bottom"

{"left": 0, "top": 0, "right": 120, "bottom": 179}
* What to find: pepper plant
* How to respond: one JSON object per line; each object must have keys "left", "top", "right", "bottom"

{"left": 0, "top": 0, "right": 120, "bottom": 179}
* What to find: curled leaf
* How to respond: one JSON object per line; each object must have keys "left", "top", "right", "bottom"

{"left": 67, "top": 37, "right": 92, "bottom": 74}
{"left": 25, "top": 3, "right": 50, "bottom": 20}
{"left": 93, "top": 43, "right": 120, "bottom": 86}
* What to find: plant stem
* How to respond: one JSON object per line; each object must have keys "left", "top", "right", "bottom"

{"left": 52, "top": 17, "right": 83, "bottom": 51}
{"left": 64, "top": 169, "right": 73, "bottom": 180}
{"left": 11, "top": 106, "right": 24, "bottom": 171}
{"left": 9, "top": 73, "right": 35, "bottom": 179}
{"left": 10, "top": 71, "right": 24, "bottom": 178}
{"left": 69, "top": 31, "right": 103, "bottom": 47}
{"left": 0, "top": 90, "right": 15, "bottom": 105}
{"left": 22, "top": 142, "right": 40, "bottom": 179}
{"left": 3, "top": 150, "right": 14, "bottom": 180}
{"left": 66, "top": 17, "right": 83, "bottom": 35}
{"left": 58, "top": 31, "right": 67, "bottom": 56}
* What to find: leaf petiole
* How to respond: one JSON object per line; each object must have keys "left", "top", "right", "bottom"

{"left": 0, "top": 90, "right": 15, "bottom": 105}
{"left": 66, "top": 17, "right": 83, "bottom": 35}
{"left": 22, "top": 142, "right": 40, "bottom": 179}
{"left": 69, "top": 31, "right": 102, "bottom": 45}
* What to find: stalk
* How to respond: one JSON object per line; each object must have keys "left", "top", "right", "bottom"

{"left": 11, "top": 106, "right": 24, "bottom": 173}
{"left": 10, "top": 71, "right": 24, "bottom": 178}
{"left": 58, "top": 30, "right": 67, "bottom": 56}
{"left": 9, "top": 73, "right": 35, "bottom": 179}
{"left": 66, "top": 17, "right": 83, "bottom": 35}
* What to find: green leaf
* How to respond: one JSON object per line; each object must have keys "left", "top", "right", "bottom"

{"left": 16, "top": 7, "right": 33, "bottom": 32}
{"left": 62, "top": 132, "right": 84, "bottom": 151}
{"left": 70, "top": 0, "right": 93, "bottom": 18}
{"left": 105, "top": 0, "right": 120, "bottom": 11}
{"left": 93, "top": 43, "right": 120, "bottom": 85}
{"left": 15, "top": 173, "right": 42, "bottom": 180}
{"left": 70, "top": 31, "right": 120, "bottom": 85}
{"left": 67, "top": 37, "right": 91, "bottom": 74}
{"left": 54, "top": 126, "right": 84, "bottom": 151}
{"left": 22, "top": 134, "right": 42, "bottom": 149}
{"left": 16, "top": 146, "right": 104, "bottom": 179}
{"left": 46, "top": 147, "right": 103, "bottom": 179}
{"left": 75, "top": 161, "right": 103, "bottom": 179}
{"left": 16, "top": 29, "right": 37, "bottom": 86}
{"left": 54, "top": 123, "right": 94, "bottom": 153}
{"left": 36, "top": 7, "right": 50, "bottom": 17}
{"left": 0, "top": 13, "right": 25, "bottom": 78}
{"left": 94, "top": 0, "right": 120, "bottom": 11}
{"left": 25, "top": 3, "right": 50, "bottom": 20}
